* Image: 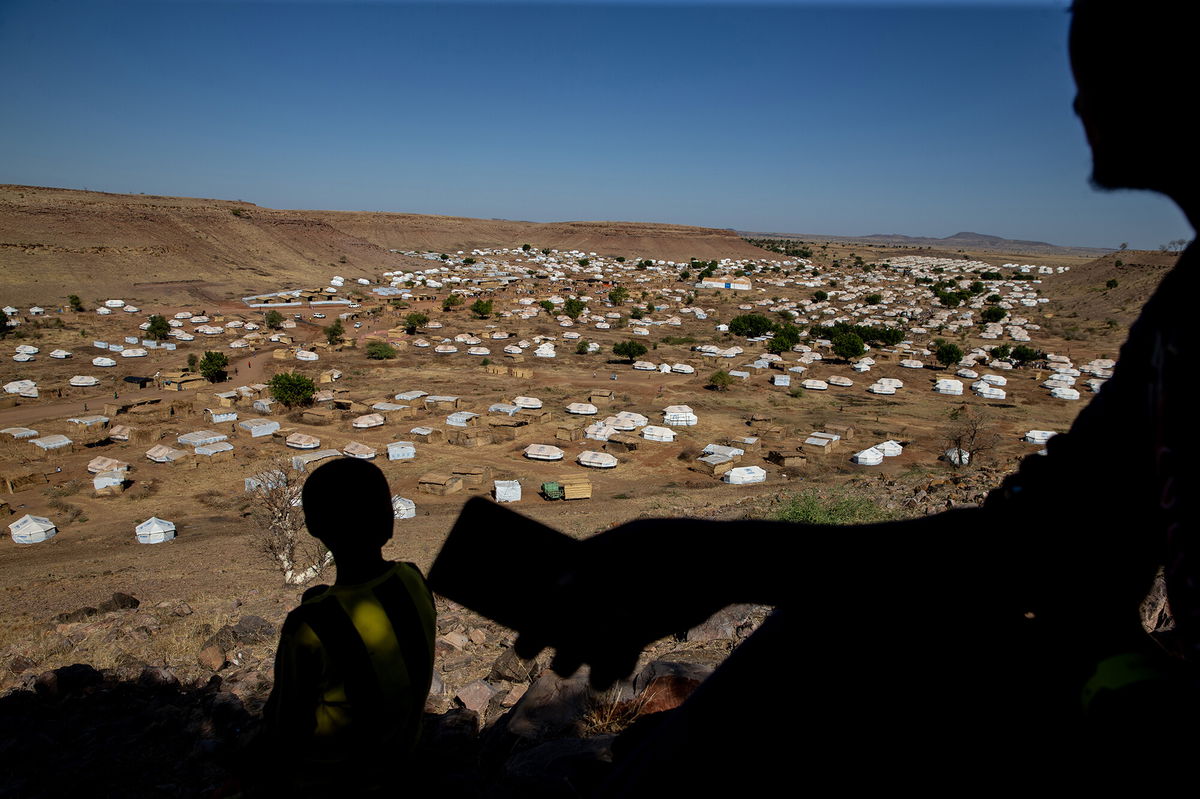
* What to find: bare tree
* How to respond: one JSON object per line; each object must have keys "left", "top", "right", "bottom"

{"left": 248, "top": 458, "right": 332, "bottom": 585}
{"left": 942, "top": 406, "right": 1000, "bottom": 469}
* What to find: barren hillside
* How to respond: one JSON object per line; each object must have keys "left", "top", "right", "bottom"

{"left": 0, "top": 186, "right": 766, "bottom": 306}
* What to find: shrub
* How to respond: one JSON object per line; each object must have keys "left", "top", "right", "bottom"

{"left": 728, "top": 313, "right": 775, "bottom": 338}
{"left": 269, "top": 372, "right": 316, "bottom": 407}
{"left": 199, "top": 351, "right": 229, "bottom": 382}
{"left": 1010, "top": 344, "right": 1042, "bottom": 364}
{"left": 264, "top": 309, "right": 284, "bottom": 329}
{"left": 575, "top": 340, "right": 590, "bottom": 355}
{"left": 609, "top": 287, "right": 629, "bottom": 304}
{"left": 991, "top": 344, "right": 1011, "bottom": 360}
{"left": 812, "top": 290, "right": 828, "bottom": 302}
{"left": 612, "top": 340, "right": 648, "bottom": 362}
{"left": 708, "top": 370, "right": 733, "bottom": 391}
{"left": 563, "top": 298, "right": 586, "bottom": 319}
{"left": 404, "top": 312, "right": 428, "bottom": 333}
{"left": 442, "top": 294, "right": 464, "bottom": 312}
{"left": 831, "top": 332, "right": 865, "bottom": 360}
{"left": 324, "top": 319, "right": 344, "bottom": 345}
{"left": 1106, "top": 278, "right": 1119, "bottom": 289}
{"left": 864, "top": 293, "right": 882, "bottom": 305}
{"left": 145, "top": 314, "right": 171, "bottom": 341}
{"left": 935, "top": 342, "right": 964, "bottom": 367}
{"left": 774, "top": 490, "right": 895, "bottom": 525}
{"left": 470, "top": 299, "right": 494, "bottom": 318}
{"left": 365, "top": 340, "right": 397, "bottom": 360}
{"left": 67, "top": 294, "right": 84, "bottom": 312}
{"left": 980, "top": 306, "right": 1007, "bottom": 323}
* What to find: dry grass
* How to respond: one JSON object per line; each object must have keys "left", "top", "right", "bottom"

{"left": 46, "top": 497, "right": 87, "bottom": 525}
{"left": 125, "top": 479, "right": 159, "bottom": 501}
{"left": 580, "top": 684, "right": 660, "bottom": 737}
{"left": 44, "top": 478, "right": 83, "bottom": 498}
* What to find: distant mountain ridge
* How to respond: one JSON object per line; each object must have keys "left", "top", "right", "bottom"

{"left": 739, "top": 229, "right": 1113, "bottom": 256}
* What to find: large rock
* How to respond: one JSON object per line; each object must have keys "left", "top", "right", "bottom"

{"left": 504, "top": 669, "right": 592, "bottom": 741}
{"left": 489, "top": 646, "right": 541, "bottom": 683}
{"left": 202, "top": 615, "right": 277, "bottom": 653}
{"left": 633, "top": 660, "right": 714, "bottom": 694}
{"left": 456, "top": 679, "right": 500, "bottom": 715}
{"left": 198, "top": 644, "right": 226, "bottom": 672}
{"left": 685, "top": 603, "right": 757, "bottom": 642}
{"left": 98, "top": 592, "right": 140, "bottom": 613}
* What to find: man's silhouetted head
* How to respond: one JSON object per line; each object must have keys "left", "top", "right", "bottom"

{"left": 1070, "top": 1, "right": 1198, "bottom": 204}
{"left": 302, "top": 457, "right": 393, "bottom": 553}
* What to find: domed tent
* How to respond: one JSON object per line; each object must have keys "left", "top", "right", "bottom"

{"left": 342, "top": 441, "right": 376, "bottom": 459}
{"left": 92, "top": 357, "right": 117, "bottom": 367}
{"left": 286, "top": 433, "right": 321, "bottom": 450}
{"left": 524, "top": 443, "right": 565, "bottom": 461}
{"left": 852, "top": 447, "right": 884, "bottom": 466}
{"left": 69, "top": 375, "right": 100, "bottom": 387}
{"left": 641, "top": 425, "right": 676, "bottom": 442}
{"left": 135, "top": 517, "right": 176, "bottom": 544}
{"left": 877, "top": 440, "right": 904, "bottom": 457}
{"left": 578, "top": 450, "right": 618, "bottom": 469}
{"left": 392, "top": 496, "right": 416, "bottom": 519}
{"left": 9, "top": 514, "right": 57, "bottom": 544}
{"left": 566, "top": 402, "right": 598, "bottom": 416}
{"left": 352, "top": 413, "right": 386, "bottom": 429}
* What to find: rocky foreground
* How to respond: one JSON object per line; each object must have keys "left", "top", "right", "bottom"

{"left": 0, "top": 590, "right": 770, "bottom": 798}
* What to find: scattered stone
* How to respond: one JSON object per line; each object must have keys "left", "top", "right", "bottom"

{"left": 505, "top": 668, "right": 592, "bottom": 741}
{"left": 171, "top": 602, "right": 194, "bottom": 617}
{"left": 489, "top": 646, "right": 540, "bottom": 683}
{"left": 468, "top": 628, "right": 488, "bottom": 645}
{"left": 54, "top": 606, "right": 98, "bottom": 624}
{"left": 137, "top": 665, "right": 180, "bottom": 690}
{"left": 198, "top": 644, "right": 226, "bottom": 672}
{"left": 501, "top": 683, "right": 527, "bottom": 708}
{"left": 34, "top": 663, "right": 103, "bottom": 698}
{"left": 440, "top": 631, "right": 470, "bottom": 650}
{"left": 98, "top": 592, "right": 140, "bottom": 613}
{"left": 456, "top": 679, "right": 499, "bottom": 715}
{"left": 8, "top": 655, "right": 38, "bottom": 675}
{"left": 231, "top": 615, "right": 276, "bottom": 643}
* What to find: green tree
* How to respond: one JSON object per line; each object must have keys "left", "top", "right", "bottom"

{"left": 404, "top": 312, "right": 428, "bottom": 334}
{"left": 831, "top": 332, "right": 865, "bottom": 361}
{"left": 728, "top": 314, "right": 775, "bottom": 338}
{"left": 146, "top": 314, "right": 171, "bottom": 341}
{"left": 470, "top": 299, "right": 494, "bottom": 318}
{"left": 630, "top": 307, "right": 645, "bottom": 320}
{"left": 1106, "top": 278, "right": 1119, "bottom": 289}
{"left": 1010, "top": 345, "right": 1042, "bottom": 365}
{"left": 264, "top": 309, "right": 284, "bottom": 329}
{"left": 563, "top": 298, "right": 586, "bottom": 319}
{"left": 199, "top": 351, "right": 230, "bottom": 382}
{"left": 864, "top": 293, "right": 882, "bottom": 305}
{"left": 609, "top": 286, "right": 629, "bottom": 304}
{"left": 541, "top": 248, "right": 551, "bottom": 255}
{"left": 812, "top": 290, "right": 828, "bottom": 302}
{"left": 67, "top": 295, "right": 84, "bottom": 312}
{"left": 991, "top": 344, "right": 1012, "bottom": 360}
{"left": 980, "top": 306, "right": 1007, "bottom": 323}
{"left": 539, "top": 300, "right": 556, "bottom": 314}
{"left": 366, "top": 340, "right": 397, "bottom": 360}
{"left": 187, "top": 353, "right": 199, "bottom": 372}
{"left": 522, "top": 243, "right": 532, "bottom": 252}
{"left": 575, "top": 340, "right": 590, "bottom": 355}
{"left": 935, "top": 342, "right": 964, "bottom": 367}
{"left": 987, "top": 293, "right": 1002, "bottom": 303}
{"left": 577, "top": 258, "right": 590, "bottom": 267}
{"left": 325, "top": 319, "right": 344, "bottom": 345}
{"left": 268, "top": 372, "right": 316, "bottom": 407}
{"left": 612, "top": 340, "right": 648, "bottom": 363}
{"left": 767, "top": 323, "right": 802, "bottom": 354}
{"left": 442, "top": 294, "right": 464, "bottom": 312}
{"left": 708, "top": 369, "right": 734, "bottom": 391}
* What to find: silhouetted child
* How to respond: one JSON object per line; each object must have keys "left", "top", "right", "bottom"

{"left": 262, "top": 458, "right": 435, "bottom": 793}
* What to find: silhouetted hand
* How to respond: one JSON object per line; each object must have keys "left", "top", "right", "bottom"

{"left": 514, "top": 517, "right": 762, "bottom": 689}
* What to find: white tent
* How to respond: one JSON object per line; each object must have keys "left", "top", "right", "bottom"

{"left": 392, "top": 496, "right": 416, "bottom": 519}
{"left": 87, "top": 456, "right": 129, "bottom": 474}
{"left": 852, "top": 447, "right": 884, "bottom": 466}
{"left": 877, "top": 440, "right": 904, "bottom": 457}
{"left": 93, "top": 469, "right": 126, "bottom": 492}
{"left": 92, "top": 357, "right": 117, "bottom": 367}
{"left": 286, "top": 433, "right": 322, "bottom": 449}
{"left": 641, "top": 425, "right": 676, "bottom": 442}
{"left": 1024, "top": 430, "right": 1057, "bottom": 444}
{"left": 50, "top": 349, "right": 72, "bottom": 359}
{"left": 514, "top": 396, "right": 543, "bottom": 409}
{"left": 1, "top": 426, "right": 38, "bottom": 439}
{"left": 524, "top": 443, "right": 565, "bottom": 460}
{"left": 239, "top": 418, "right": 280, "bottom": 438}
{"left": 494, "top": 480, "right": 522, "bottom": 503}
{"left": 827, "top": 376, "right": 853, "bottom": 387}
{"left": 135, "top": 517, "right": 176, "bottom": 544}
{"left": 578, "top": 450, "right": 618, "bottom": 469}
{"left": 196, "top": 441, "right": 235, "bottom": 456}
{"left": 933, "top": 379, "right": 963, "bottom": 396}
{"left": 943, "top": 448, "right": 971, "bottom": 466}
{"left": 663, "top": 405, "right": 698, "bottom": 426}
{"left": 801, "top": 379, "right": 828, "bottom": 391}
{"left": 145, "top": 444, "right": 188, "bottom": 463}
{"left": 4, "top": 380, "right": 36, "bottom": 394}
{"left": 566, "top": 402, "right": 598, "bottom": 415}
{"left": 387, "top": 441, "right": 416, "bottom": 460}
{"left": 296, "top": 350, "right": 319, "bottom": 361}
{"left": 343, "top": 441, "right": 376, "bottom": 459}
{"left": 69, "top": 375, "right": 100, "bottom": 387}
{"left": 723, "top": 466, "right": 766, "bottom": 484}
{"left": 867, "top": 382, "right": 896, "bottom": 395}
{"left": 178, "top": 430, "right": 228, "bottom": 447}
{"left": 352, "top": 413, "right": 386, "bottom": 429}
{"left": 9, "top": 514, "right": 57, "bottom": 544}
{"left": 1050, "top": 387, "right": 1081, "bottom": 400}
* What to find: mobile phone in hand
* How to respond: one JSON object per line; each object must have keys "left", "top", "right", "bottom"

{"left": 429, "top": 496, "right": 580, "bottom": 632}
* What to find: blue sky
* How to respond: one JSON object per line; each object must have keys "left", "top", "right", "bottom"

{"left": 0, "top": 0, "right": 1190, "bottom": 249}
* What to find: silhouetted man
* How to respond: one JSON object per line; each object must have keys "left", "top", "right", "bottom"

{"left": 436, "top": 2, "right": 1198, "bottom": 792}
{"left": 263, "top": 458, "right": 435, "bottom": 794}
